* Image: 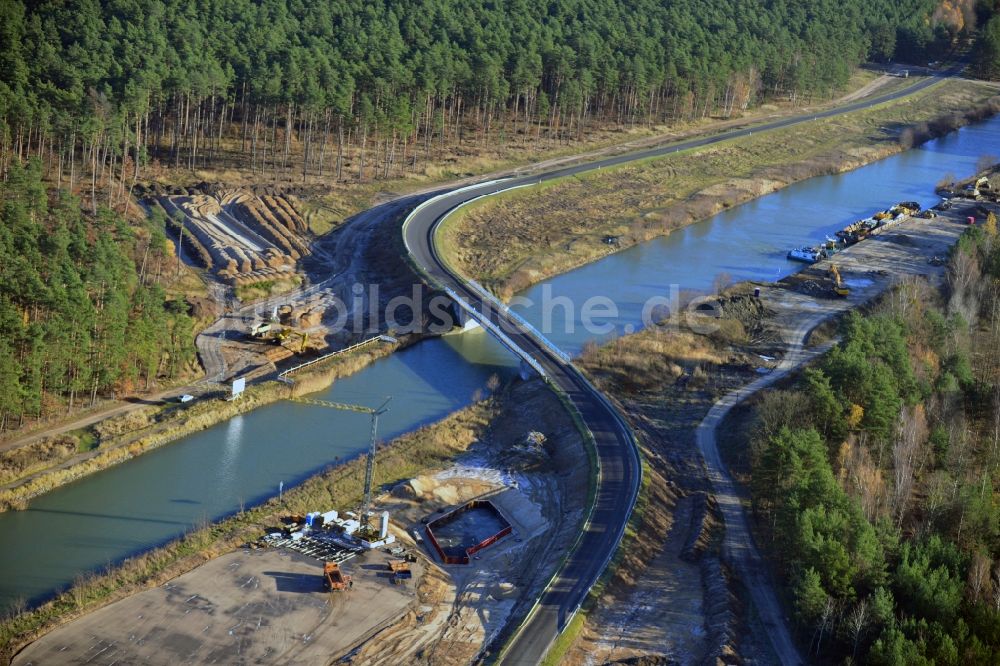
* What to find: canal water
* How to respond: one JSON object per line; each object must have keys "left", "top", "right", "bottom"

{"left": 0, "top": 332, "right": 516, "bottom": 609}
{"left": 3, "top": 115, "right": 1000, "bottom": 610}
{"left": 512, "top": 117, "right": 1000, "bottom": 354}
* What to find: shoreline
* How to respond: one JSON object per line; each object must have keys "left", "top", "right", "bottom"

{"left": 0, "top": 76, "right": 975, "bottom": 510}
{"left": 549, "top": 192, "right": 989, "bottom": 665}
{"left": 0, "top": 391, "right": 501, "bottom": 661}
{"left": 440, "top": 88, "right": 1000, "bottom": 300}
{"left": 0, "top": 334, "right": 420, "bottom": 512}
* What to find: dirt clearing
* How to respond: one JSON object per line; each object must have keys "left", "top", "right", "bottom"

{"left": 13, "top": 548, "right": 420, "bottom": 665}
{"left": 349, "top": 378, "right": 590, "bottom": 665}
{"left": 561, "top": 197, "right": 992, "bottom": 664}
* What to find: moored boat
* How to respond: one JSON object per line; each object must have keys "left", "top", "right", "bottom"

{"left": 787, "top": 246, "right": 826, "bottom": 263}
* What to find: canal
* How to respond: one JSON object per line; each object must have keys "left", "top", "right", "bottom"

{"left": 2, "top": 114, "right": 1000, "bottom": 610}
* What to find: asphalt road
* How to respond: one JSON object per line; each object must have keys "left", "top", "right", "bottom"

{"left": 400, "top": 69, "right": 953, "bottom": 664}
{"left": 404, "top": 186, "right": 643, "bottom": 665}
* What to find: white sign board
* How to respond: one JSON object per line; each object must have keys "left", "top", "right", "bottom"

{"left": 232, "top": 377, "right": 246, "bottom": 398}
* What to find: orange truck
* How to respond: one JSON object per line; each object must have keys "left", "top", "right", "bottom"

{"left": 323, "top": 562, "right": 352, "bottom": 591}
{"left": 388, "top": 559, "right": 412, "bottom": 583}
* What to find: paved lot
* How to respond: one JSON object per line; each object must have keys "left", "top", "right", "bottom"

{"left": 14, "top": 548, "right": 420, "bottom": 665}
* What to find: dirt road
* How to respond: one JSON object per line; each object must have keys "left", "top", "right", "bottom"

{"left": 694, "top": 200, "right": 988, "bottom": 664}
{"left": 696, "top": 316, "right": 827, "bottom": 666}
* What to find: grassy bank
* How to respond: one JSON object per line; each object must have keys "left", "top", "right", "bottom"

{"left": 0, "top": 393, "right": 497, "bottom": 662}
{"left": 536, "top": 323, "right": 749, "bottom": 664}
{"left": 439, "top": 79, "right": 1000, "bottom": 299}
{"left": 0, "top": 337, "right": 405, "bottom": 512}
{"left": 535, "top": 302, "right": 767, "bottom": 662}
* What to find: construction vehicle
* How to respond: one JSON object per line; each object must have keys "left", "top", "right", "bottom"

{"left": 388, "top": 559, "right": 412, "bottom": 584}
{"left": 292, "top": 330, "right": 308, "bottom": 353}
{"left": 249, "top": 322, "right": 272, "bottom": 338}
{"left": 829, "top": 265, "right": 850, "bottom": 297}
{"left": 323, "top": 561, "right": 352, "bottom": 591}
{"left": 270, "top": 328, "right": 309, "bottom": 352}
{"left": 964, "top": 178, "right": 989, "bottom": 198}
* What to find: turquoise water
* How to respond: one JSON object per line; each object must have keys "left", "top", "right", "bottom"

{"left": 0, "top": 330, "right": 516, "bottom": 608}
{"left": 512, "top": 116, "right": 1000, "bottom": 354}
{"left": 2, "top": 114, "right": 999, "bottom": 610}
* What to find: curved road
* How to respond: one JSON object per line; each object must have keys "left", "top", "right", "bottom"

{"left": 696, "top": 316, "right": 833, "bottom": 666}
{"left": 404, "top": 184, "right": 643, "bottom": 664}
{"left": 401, "top": 69, "right": 953, "bottom": 664}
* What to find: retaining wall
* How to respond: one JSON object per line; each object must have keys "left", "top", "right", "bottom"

{"left": 424, "top": 499, "right": 512, "bottom": 565}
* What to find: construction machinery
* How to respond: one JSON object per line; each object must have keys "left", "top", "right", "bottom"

{"left": 388, "top": 559, "right": 412, "bottom": 584}
{"left": 292, "top": 330, "right": 308, "bottom": 353}
{"left": 249, "top": 322, "right": 272, "bottom": 338}
{"left": 269, "top": 327, "right": 309, "bottom": 352}
{"left": 829, "top": 265, "right": 850, "bottom": 297}
{"left": 323, "top": 561, "right": 352, "bottom": 591}
{"left": 289, "top": 396, "right": 392, "bottom": 541}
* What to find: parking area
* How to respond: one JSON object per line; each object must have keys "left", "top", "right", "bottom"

{"left": 14, "top": 548, "right": 421, "bottom": 665}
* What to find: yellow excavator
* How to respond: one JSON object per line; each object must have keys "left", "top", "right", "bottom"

{"left": 271, "top": 328, "right": 308, "bottom": 352}
{"left": 829, "top": 265, "right": 850, "bottom": 297}
{"left": 292, "top": 330, "right": 309, "bottom": 353}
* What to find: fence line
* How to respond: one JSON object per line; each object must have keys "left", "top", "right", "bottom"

{"left": 278, "top": 335, "right": 390, "bottom": 380}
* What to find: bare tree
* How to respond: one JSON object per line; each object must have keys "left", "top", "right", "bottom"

{"left": 712, "top": 271, "right": 733, "bottom": 296}
{"left": 814, "top": 597, "right": 837, "bottom": 657}
{"left": 879, "top": 276, "right": 932, "bottom": 325}
{"left": 949, "top": 248, "right": 981, "bottom": 324}
{"left": 848, "top": 599, "right": 869, "bottom": 661}
{"left": 992, "top": 563, "right": 1000, "bottom": 613}
{"left": 969, "top": 551, "right": 992, "bottom": 604}
{"left": 992, "top": 385, "right": 1000, "bottom": 475}
{"left": 843, "top": 435, "right": 888, "bottom": 522}
{"left": 893, "top": 405, "right": 928, "bottom": 524}
{"left": 976, "top": 153, "right": 998, "bottom": 175}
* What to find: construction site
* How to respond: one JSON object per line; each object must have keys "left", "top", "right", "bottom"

{"left": 12, "top": 377, "right": 588, "bottom": 665}
{"left": 560, "top": 184, "right": 1000, "bottom": 665}
{"left": 138, "top": 183, "right": 416, "bottom": 383}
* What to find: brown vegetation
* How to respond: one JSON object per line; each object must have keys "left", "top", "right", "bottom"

{"left": 0, "top": 338, "right": 405, "bottom": 512}
{"left": 0, "top": 437, "right": 79, "bottom": 487}
{"left": 0, "top": 394, "right": 498, "bottom": 661}
{"left": 440, "top": 81, "right": 1000, "bottom": 298}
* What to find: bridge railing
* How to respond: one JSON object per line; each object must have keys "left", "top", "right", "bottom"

{"left": 465, "top": 279, "right": 573, "bottom": 365}
{"left": 442, "top": 286, "right": 549, "bottom": 379}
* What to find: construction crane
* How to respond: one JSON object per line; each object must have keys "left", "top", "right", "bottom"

{"left": 290, "top": 396, "right": 391, "bottom": 539}
{"left": 829, "top": 265, "right": 850, "bottom": 297}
